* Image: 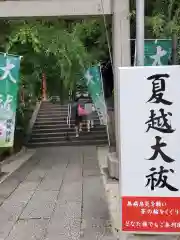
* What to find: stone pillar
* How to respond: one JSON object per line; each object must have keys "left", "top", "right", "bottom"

{"left": 108, "top": 0, "right": 131, "bottom": 179}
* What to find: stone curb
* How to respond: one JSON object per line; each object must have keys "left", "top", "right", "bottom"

{"left": 0, "top": 146, "right": 27, "bottom": 165}
{"left": 97, "top": 146, "right": 120, "bottom": 239}
{"left": 0, "top": 147, "right": 27, "bottom": 175}
{"left": 0, "top": 148, "right": 36, "bottom": 185}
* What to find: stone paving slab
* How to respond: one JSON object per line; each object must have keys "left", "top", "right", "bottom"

{"left": 46, "top": 202, "right": 81, "bottom": 240}
{"left": 81, "top": 175, "right": 112, "bottom": 239}
{"left": 0, "top": 189, "right": 35, "bottom": 239}
{"left": 6, "top": 219, "right": 48, "bottom": 240}
{"left": 36, "top": 164, "right": 67, "bottom": 192}
{"left": 81, "top": 226, "right": 112, "bottom": 240}
{"left": 0, "top": 218, "right": 14, "bottom": 240}
{"left": 37, "top": 175, "right": 64, "bottom": 191}
{"left": 36, "top": 161, "right": 54, "bottom": 171}
{"left": 20, "top": 190, "right": 58, "bottom": 219}
{"left": 81, "top": 146, "right": 97, "bottom": 157}
{"left": 53, "top": 202, "right": 82, "bottom": 224}
{"left": 0, "top": 152, "right": 40, "bottom": 205}
{"left": 126, "top": 236, "right": 179, "bottom": 240}
{"left": 0, "top": 196, "right": 5, "bottom": 206}
{"left": 17, "top": 181, "right": 40, "bottom": 192}
{"left": 47, "top": 164, "right": 67, "bottom": 177}
{"left": 25, "top": 168, "right": 48, "bottom": 182}
{"left": 83, "top": 164, "right": 101, "bottom": 177}
{"left": 0, "top": 179, "right": 20, "bottom": 201}
{"left": 83, "top": 176, "right": 109, "bottom": 219}
{"left": 58, "top": 181, "right": 82, "bottom": 204}
{"left": 8, "top": 156, "right": 38, "bottom": 182}
{"left": 1, "top": 191, "right": 33, "bottom": 220}
{"left": 0, "top": 181, "right": 37, "bottom": 210}
{"left": 63, "top": 167, "right": 82, "bottom": 183}
{"left": 83, "top": 147, "right": 101, "bottom": 177}
{"left": 0, "top": 150, "right": 35, "bottom": 185}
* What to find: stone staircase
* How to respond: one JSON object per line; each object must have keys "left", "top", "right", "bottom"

{"left": 27, "top": 101, "right": 108, "bottom": 147}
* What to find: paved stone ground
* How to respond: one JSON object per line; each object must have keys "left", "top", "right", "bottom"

{"left": 0, "top": 146, "right": 115, "bottom": 240}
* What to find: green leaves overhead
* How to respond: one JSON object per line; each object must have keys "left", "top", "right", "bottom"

{"left": 3, "top": 18, "right": 111, "bottom": 99}
{"left": 144, "top": 0, "right": 180, "bottom": 38}
{"left": 4, "top": 22, "right": 81, "bottom": 99}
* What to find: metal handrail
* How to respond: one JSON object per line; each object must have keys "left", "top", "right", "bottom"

{"left": 67, "top": 104, "right": 71, "bottom": 128}
{"left": 69, "top": 104, "right": 71, "bottom": 126}
{"left": 67, "top": 91, "right": 72, "bottom": 128}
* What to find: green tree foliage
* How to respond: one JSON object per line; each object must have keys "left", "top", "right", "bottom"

{"left": 72, "top": 19, "right": 112, "bottom": 63}
{"left": 130, "top": 0, "right": 180, "bottom": 38}
{"left": 6, "top": 20, "right": 90, "bottom": 97}
{"left": 145, "top": 0, "right": 180, "bottom": 38}
{"left": 3, "top": 19, "right": 111, "bottom": 97}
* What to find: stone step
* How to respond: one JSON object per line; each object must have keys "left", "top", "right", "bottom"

{"left": 38, "top": 112, "right": 68, "bottom": 116}
{"left": 40, "top": 103, "right": 68, "bottom": 107}
{"left": 37, "top": 113, "right": 68, "bottom": 117}
{"left": 38, "top": 111, "right": 68, "bottom": 115}
{"left": 36, "top": 118, "right": 100, "bottom": 123}
{"left": 41, "top": 102, "right": 68, "bottom": 106}
{"left": 38, "top": 110, "right": 98, "bottom": 115}
{"left": 39, "top": 109, "right": 68, "bottom": 113}
{"left": 27, "top": 139, "right": 108, "bottom": 148}
{"left": 40, "top": 103, "right": 68, "bottom": 106}
{"left": 39, "top": 108, "right": 68, "bottom": 112}
{"left": 37, "top": 115, "right": 99, "bottom": 120}
{"left": 31, "top": 130, "right": 106, "bottom": 138}
{"left": 41, "top": 105, "right": 68, "bottom": 110}
{"left": 29, "top": 133, "right": 107, "bottom": 143}
{"left": 37, "top": 116, "right": 69, "bottom": 121}
{"left": 32, "top": 125, "right": 106, "bottom": 131}
{"left": 39, "top": 106, "right": 94, "bottom": 113}
{"left": 41, "top": 101, "right": 91, "bottom": 108}
{"left": 37, "top": 115, "right": 100, "bottom": 120}
{"left": 37, "top": 117, "right": 68, "bottom": 121}
{"left": 35, "top": 119, "right": 101, "bottom": 125}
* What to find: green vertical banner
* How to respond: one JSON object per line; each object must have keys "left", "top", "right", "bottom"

{"left": 0, "top": 54, "right": 21, "bottom": 147}
{"left": 134, "top": 39, "right": 172, "bottom": 66}
{"left": 84, "top": 65, "right": 107, "bottom": 125}
{"left": 145, "top": 39, "right": 172, "bottom": 65}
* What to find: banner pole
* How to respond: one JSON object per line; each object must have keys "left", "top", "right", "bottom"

{"left": 136, "top": 0, "right": 145, "bottom": 66}
{"left": 134, "top": 40, "right": 137, "bottom": 66}
{"left": 99, "top": 63, "right": 111, "bottom": 147}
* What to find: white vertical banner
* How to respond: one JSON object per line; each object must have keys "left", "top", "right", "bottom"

{"left": 119, "top": 65, "right": 180, "bottom": 233}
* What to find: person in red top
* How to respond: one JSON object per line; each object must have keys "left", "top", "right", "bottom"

{"left": 72, "top": 98, "right": 83, "bottom": 137}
